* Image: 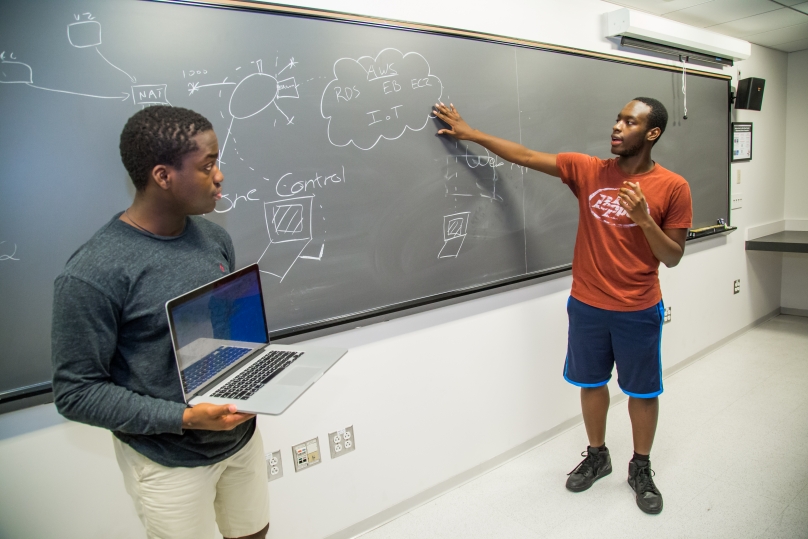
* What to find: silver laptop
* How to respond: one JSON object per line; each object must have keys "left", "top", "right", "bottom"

{"left": 166, "top": 263, "right": 347, "bottom": 415}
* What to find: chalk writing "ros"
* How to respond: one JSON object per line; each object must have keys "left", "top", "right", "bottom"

{"left": 334, "top": 85, "right": 360, "bottom": 102}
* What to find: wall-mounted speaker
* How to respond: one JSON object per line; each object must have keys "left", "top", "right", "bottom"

{"left": 735, "top": 77, "right": 765, "bottom": 111}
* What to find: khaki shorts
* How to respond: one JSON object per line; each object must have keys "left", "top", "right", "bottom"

{"left": 113, "top": 429, "right": 269, "bottom": 539}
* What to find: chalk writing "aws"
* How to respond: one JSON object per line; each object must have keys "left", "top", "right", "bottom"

{"left": 367, "top": 62, "right": 397, "bottom": 81}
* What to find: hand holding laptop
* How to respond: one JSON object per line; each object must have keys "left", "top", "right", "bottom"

{"left": 182, "top": 403, "right": 255, "bottom": 431}
{"left": 167, "top": 264, "right": 347, "bottom": 415}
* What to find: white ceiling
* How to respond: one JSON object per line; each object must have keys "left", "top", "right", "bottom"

{"left": 604, "top": 0, "right": 808, "bottom": 52}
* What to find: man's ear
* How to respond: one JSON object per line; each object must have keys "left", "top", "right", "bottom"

{"left": 150, "top": 164, "right": 171, "bottom": 190}
{"left": 646, "top": 127, "right": 661, "bottom": 144}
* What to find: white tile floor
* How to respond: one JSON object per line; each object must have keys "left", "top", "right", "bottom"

{"left": 359, "top": 315, "right": 808, "bottom": 539}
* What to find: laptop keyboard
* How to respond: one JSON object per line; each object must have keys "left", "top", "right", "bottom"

{"left": 211, "top": 350, "right": 304, "bottom": 400}
{"left": 181, "top": 346, "right": 253, "bottom": 393}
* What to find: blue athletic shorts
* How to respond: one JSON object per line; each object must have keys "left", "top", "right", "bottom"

{"left": 563, "top": 296, "right": 664, "bottom": 398}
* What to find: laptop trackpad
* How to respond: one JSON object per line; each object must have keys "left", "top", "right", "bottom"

{"left": 278, "top": 367, "right": 320, "bottom": 386}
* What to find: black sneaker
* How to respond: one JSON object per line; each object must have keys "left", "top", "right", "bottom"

{"left": 627, "top": 459, "right": 663, "bottom": 514}
{"left": 565, "top": 446, "right": 612, "bottom": 492}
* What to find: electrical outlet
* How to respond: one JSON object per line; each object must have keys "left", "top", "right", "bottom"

{"left": 266, "top": 450, "right": 283, "bottom": 482}
{"left": 731, "top": 192, "right": 743, "bottom": 210}
{"left": 328, "top": 425, "right": 356, "bottom": 459}
{"left": 292, "top": 437, "right": 321, "bottom": 472}
{"left": 734, "top": 279, "right": 741, "bottom": 294}
{"left": 664, "top": 306, "right": 672, "bottom": 323}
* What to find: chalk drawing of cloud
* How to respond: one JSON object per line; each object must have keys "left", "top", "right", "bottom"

{"left": 321, "top": 48, "right": 443, "bottom": 151}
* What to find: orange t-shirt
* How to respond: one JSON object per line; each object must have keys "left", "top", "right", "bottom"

{"left": 557, "top": 153, "right": 692, "bottom": 311}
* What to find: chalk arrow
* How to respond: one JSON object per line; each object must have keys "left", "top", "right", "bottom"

{"left": 27, "top": 84, "right": 132, "bottom": 101}
{"left": 96, "top": 48, "right": 136, "bottom": 83}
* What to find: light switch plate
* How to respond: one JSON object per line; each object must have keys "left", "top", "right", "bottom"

{"left": 292, "top": 437, "right": 321, "bottom": 472}
{"left": 731, "top": 192, "right": 743, "bottom": 210}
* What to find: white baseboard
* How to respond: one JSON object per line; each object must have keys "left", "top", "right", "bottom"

{"left": 659, "top": 307, "right": 780, "bottom": 379}
{"left": 781, "top": 307, "right": 808, "bottom": 318}
{"left": 325, "top": 414, "right": 585, "bottom": 539}
{"left": 324, "top": 307, "right": 782, "bottom": 539}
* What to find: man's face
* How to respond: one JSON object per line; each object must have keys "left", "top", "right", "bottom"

{"left": 168, "top": 130, "right": 223, "bottom": 215}
{"left": 610, "top": 101, "right": 655, "bottom": 157}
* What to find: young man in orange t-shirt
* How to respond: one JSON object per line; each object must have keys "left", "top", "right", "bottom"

{"left": 434, "top": 97, "right": 692, "bottom": 514}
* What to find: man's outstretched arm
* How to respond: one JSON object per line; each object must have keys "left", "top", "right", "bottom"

{"left": 433, "top": 102, "right": 560, "bottom": 177}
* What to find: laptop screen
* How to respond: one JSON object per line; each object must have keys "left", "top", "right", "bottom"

{"left": 167, "top": 265, "right": 269, "bottom": 396}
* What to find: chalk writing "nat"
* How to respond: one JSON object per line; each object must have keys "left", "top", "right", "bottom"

{"left": 132, "top": 84, "right": 170, "bottom": 106}
{"left": 140, "top": 88, "right": 163, "bottom": 100}
{"left": 273, "top": 166, "right": 347, "bottom": 198}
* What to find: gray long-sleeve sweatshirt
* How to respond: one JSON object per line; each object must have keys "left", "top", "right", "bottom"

{"left": 51, "top": 213, "right": 254, "bottom": 467}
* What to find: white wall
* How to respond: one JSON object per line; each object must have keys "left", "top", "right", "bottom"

{"left": 0, "top": 2, "right": 790, "bottom": 539}
{"left": 784, "top": 50, "right": 808, "bottom": 220}
{"left": 782, "top": 49, "right": 808, "bottom": 311}
{"left": 653, "top": 43, "right": 787, "bottom": 372}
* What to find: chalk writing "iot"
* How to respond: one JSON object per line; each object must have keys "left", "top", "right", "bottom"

{"left": 367, "top": 105, "right": 403, "bottom": 126}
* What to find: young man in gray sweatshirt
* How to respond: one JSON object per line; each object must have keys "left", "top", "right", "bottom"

{"left": 51, "top": 106, "right": 269, "bottom": 539}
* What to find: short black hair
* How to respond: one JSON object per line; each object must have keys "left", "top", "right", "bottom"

{"left": 119, "top": 106, "right": 213, "bottom": 191}
{"left": 632, "top": 97, "right": 668, "bottom": 144}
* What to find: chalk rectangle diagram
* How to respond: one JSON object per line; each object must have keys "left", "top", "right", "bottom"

{"left": 273, "top": 204, "right": 304, "bottom": 235}
{"left": 266, "top": 196, "right": 313, "bottom": 244}
{"left": 0, "top": 59, "right": 32, "bottom": 84}
{"left": 443, "top": 212, "right": 469, "bottom": 240}
{"left": 132, "top": 84, "right": 170, "bottom": 106}
{"left": 260, "top": 196, "right": 314, "bottom": 281}
{"left": 439, "top": 212, "right": 470, "bottom": 258}
{"left": 67, "top": 21, "right": 102, "bottom": 48}
{"left": 447, "top": 217, "right": 464, "bottom": 238}
{"left": 276, "top": 77, "right": 299, "bottom": 99}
